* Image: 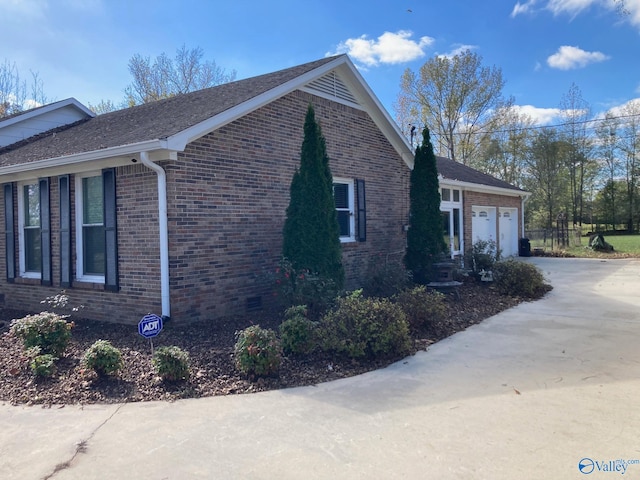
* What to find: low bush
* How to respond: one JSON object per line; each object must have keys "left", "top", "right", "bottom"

{"left": 362, "top": 256, "right": 412, "bottom": 298}
{"left": 83, "top": 340, "right": 123, "bottom": 376}
{"left": 272, "top": 258, "right": 340, "bottom": 318}
{"left": 320, "top": 290, "right": 411, "bottom": 360}
{"left": 10, "top": 312, "right": 73, "bottom": 356}
{"left": 279, "top": 306, "right": 318, "bottom": 356}
{"left": 394, "top": 286, "right": 447, "bottom": 332}
{"left": 492, "top": 260, "right": 548, "bottom": 298}
{"left": 152, "top": 346, "right": 190, "bottom": 381}
{"left": 234, "top": 325, "right": 282, "bottom": 377}
{"left": 26, "top": 347, "right": 57, "bottom": 378}
{"left": 465, "top": 239, "right": 501, "bottom": 277}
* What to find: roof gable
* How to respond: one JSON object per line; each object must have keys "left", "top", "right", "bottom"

{"left": 0, "top": 55, "right": 414, "bottom": 176}
{"left": 0, "top": 98, "right": 94, "bottom": 148}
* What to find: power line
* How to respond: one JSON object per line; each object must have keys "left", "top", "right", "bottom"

{"left": 427, "top": 111, "right": 640, "bottom": 138}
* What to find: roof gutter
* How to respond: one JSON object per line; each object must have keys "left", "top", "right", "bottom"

{"left": 439, "top": 177, "right": 530, "bottom": 197}
{"left": 0, "top": 139, "right": 169, "bottom": 177}
{"left": 140, "top": 151, "right": 171, "bottom": 320}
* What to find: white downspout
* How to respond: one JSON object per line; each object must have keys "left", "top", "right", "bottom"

{"left": 140, "top": 151, "right": 171, "bottom": 319}
{"left": 521, "top": 195, "right": 528, "bottom": 238}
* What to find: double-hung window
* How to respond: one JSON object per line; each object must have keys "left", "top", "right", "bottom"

{"left": 333, "top": 178, "right": 355, "bottom": 242}
{"left": 18, "top": 181, "right": 41, "bottom": 277}
{"left": 76, "top": 173, "right": 105, "bottom": 281}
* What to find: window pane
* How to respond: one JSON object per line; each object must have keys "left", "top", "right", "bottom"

{"left": 337, "top": 211, "right": 350, "bottom": 237}
{"left": 441, "top": 188, "right": 451, "bottom": 201}
{"left": 25, "top": 228, "right": 41, "bottom": 272}
{"left": 453, "top": 189, "right": 460, "bottom": 202}
{"left": 23, "top": 184, "right": 40, "bottom": 227}
{"left": 83, "top": 176, "right": 103, "bottom": 224}
{"left": 83, "top": 225, "right": 105, "bottom": 275}
{"left": 333, "top": 183, "right": 349, "bottom": 209}
{"left": 453, "top": 208, "right": 461, "bottom": 251}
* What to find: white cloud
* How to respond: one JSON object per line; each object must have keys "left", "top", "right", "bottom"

{"left": 512, "top": 104, "right": 563, "bottom": 125}
{"left": 330, "top": 30, "right": 434, "bottom": 67}
{"left": 511, "top": 0, "right": 640, "bottom": 28}
{"left": 547, "top": 45, "right": 610, "bottom": 69}
{"left": 511, "top": 0, "right": 539, "bottom": 17}
{"left": 436, "top": 44, "right": 478, "bottom": 60}
{"left": 546, "top": 0, "right": 598, "bottom": 16}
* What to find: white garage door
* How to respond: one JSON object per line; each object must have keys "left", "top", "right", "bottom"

{"left": 499, "top": 207, "right": 518, "bottom": 257}
{"left": 471, "top": 207, "right": 496, "bottom": 244}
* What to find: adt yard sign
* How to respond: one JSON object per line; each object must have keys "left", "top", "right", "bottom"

{"left": 138, "top": 314, "right": 163, "bottom": 338}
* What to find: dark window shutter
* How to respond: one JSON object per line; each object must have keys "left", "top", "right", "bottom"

{"left": 39, "top": 177, "right": 52, "bottom": 286}
{"left": 103, "top": 168, "right": 119, "bottom": 291}
{"left": 356, "top": 179, "right": 366, "bottom": 242}
{"left": 4, "top": 183, "right": 15, "bottom": 282}
{"left": 59, "top": 175, "right": 72, "bottom": 287}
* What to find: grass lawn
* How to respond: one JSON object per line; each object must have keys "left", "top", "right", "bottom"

{"left": 539, "top": 234, "right": 640, "bottom": 258}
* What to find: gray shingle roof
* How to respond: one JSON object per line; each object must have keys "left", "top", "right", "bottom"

{"left": 0, "top": 56, "right": 340, "bottom": 167}
{"left": 436, "top": 156, "right": 524, "bottom": 192}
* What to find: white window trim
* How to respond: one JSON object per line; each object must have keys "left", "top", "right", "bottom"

{"left": 17, "top": 180, "right": 41, "bottom": 279}
{"left": 75, "top": 172, "right": 105, "bottom": 284}
{"left": 333, "top": 177, "right": 356, "bottom": 243}
{"left": 440, "top": 187, "right": 462, "bottom": 207}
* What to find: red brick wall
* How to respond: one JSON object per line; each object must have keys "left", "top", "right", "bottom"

{"left": 462, "top": 190, "right": 523, "bottom": 254}
{"left": 0, "top": 164, "right": 163, "bottom": 322}
{"left": 166, "top": 90, "right": 410, "bottom": 321}
{"left": 0, "top": 90, "right": 410, "bottom": 323}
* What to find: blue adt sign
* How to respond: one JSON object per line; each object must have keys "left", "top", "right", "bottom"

{"left": 138, "top": 314, "right": 163, "bottom": 338}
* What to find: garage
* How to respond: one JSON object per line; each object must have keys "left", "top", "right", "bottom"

{"left": 499, "top": 207, "right": 519, "bottom": 257}
{"left": 471, "top": 206, "right": 496, "bottom": 243}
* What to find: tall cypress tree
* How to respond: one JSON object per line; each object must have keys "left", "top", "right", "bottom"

{"left": 283, "top": 104, "right": 344, "bottom": 289}
{"left": 404, "top": 127, "right": 446, "bottom": 283}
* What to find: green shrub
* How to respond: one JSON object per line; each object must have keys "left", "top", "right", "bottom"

{"left": 234, "top": 325, "right": 282, "bottom": 377}
{"left": 153, "top": 346, "right": 190, "bottom": 381}
{"left": 320, "top": 290, "right": 412, "bottom": 360}
{"left": 465, "top": 239, "right": 501, "bottom": 276}
{"left": 10, "top": 312, "right": 73, "bottom": 356}
{"left": 394, "top": 286, "right": 447, "bottom": 332}
{"left": 362, "top": 256, "right": 412, "bottom": 297}
{"left": 492, "top": 260, "right": 548, "bottom": 298}
{"left": 26, "top": 347, "right": 57, "bottom": 378}
{"left": 83, "top": 340, "right": 123, "bottom": 376}
{"left": 279, "top": 306, "right": 318, "bottom": 355}
{"left": 272, "top": 258, "right": 340, "bottom": 317}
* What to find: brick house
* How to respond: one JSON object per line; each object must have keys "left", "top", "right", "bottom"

{"left": 436, "top": 156, "right": 529, "bottom": 259}
{"left": 0, "top": 54, "right": 527, "bottom": 324}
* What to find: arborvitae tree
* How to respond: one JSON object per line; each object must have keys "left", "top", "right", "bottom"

{"left": 282, "top": 104, "right": 344, "bottom": 289}
{"left": 404, "top": 127, "right": 447, "bottom": 283}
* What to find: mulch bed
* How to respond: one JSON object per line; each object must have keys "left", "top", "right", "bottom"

{"left": 0, "top": 280, "right": 533, "bottom": 407}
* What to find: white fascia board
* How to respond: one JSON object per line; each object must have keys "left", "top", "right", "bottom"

{"left": 440, "top": 178, "right": 530, "bottom": 198}
{"left": 0, "top": 98, "right": 95, "bottom": 130}
{"left": 0, "top": 139, "right": 172, "bottom": 181}
{"left": 166, "top": 56, "right": 350, "bottom": 151}
{"left": 333, "top": 58, "right": 414, "bottom": 169}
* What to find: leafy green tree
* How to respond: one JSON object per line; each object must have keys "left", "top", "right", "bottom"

{"left": 397, "top": 50, "right": 506, "bottom": 165}
{"left": 404, "top": 127, "right": 446, "bottom": 283}
{"left": 282, "top": 104, "right": 344, "bottom": 289}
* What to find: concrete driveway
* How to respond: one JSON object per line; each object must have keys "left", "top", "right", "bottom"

{"left": 1, "top": 257, "right": 640, "bottom": 479}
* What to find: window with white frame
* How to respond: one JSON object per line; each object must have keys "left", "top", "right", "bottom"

{"left": 333, "top": 179, "right": 355, "bottom": 242}
{"left": 76, "top": 173, "right": 105, "bottom": 281}
{"left": 17, "top": 181, "right": 41, "bottom": 277}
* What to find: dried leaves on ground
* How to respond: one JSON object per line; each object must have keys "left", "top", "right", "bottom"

{"left": 0, "top": 281, "right": 533, "bottom": 406}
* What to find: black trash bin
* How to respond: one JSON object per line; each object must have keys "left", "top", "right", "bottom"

{"left": 519, "top": 238, "right": 531, "bottom": 257}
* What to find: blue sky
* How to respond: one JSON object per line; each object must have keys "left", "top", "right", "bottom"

{"left": 2, "top": 0, "right": 639, "bottom": 129}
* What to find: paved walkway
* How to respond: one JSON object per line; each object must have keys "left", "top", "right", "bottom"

{"left": 2, "top": 257, "right": 640, "bottom": 479}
